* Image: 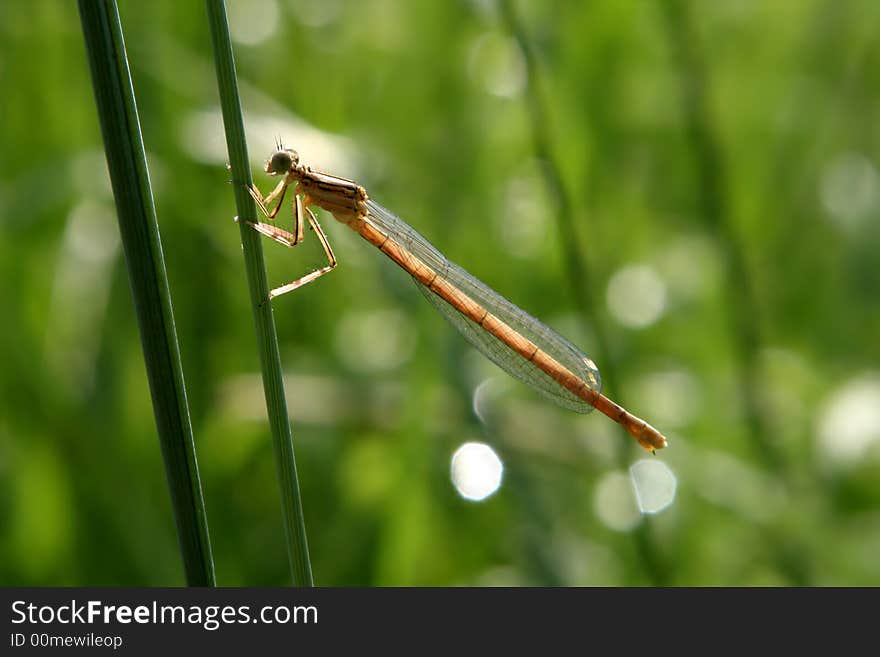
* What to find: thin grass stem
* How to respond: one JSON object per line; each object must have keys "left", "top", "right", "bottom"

{"left": 77, "top": 0, "right": 215, "bottom": 585}
{"left": 204, "top": 0, "right": 314, "bottom": 586}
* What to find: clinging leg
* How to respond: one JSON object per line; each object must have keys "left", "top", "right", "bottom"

{"left": 248, "top": 177, "right": 289, "bottom": 220}
{"left": 236, "top": 196, "right": 338, "bottom": 299}
{"left": 267, "top": 201, "right": 337, "bottom": 300}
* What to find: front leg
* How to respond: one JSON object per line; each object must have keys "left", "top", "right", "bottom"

{"left": 266, "top": 202, "right": 338, "bottom": 300}
{"left": 248, "top": 177, "right": 289, "bottom": 220}
{"left": 235, "top": 197, "right": 337, "bottom": 299}
{"left": 248, "top": 177, "right": 304, "bottom": 243}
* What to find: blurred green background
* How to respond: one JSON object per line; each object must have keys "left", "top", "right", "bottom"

{"left": 2, "top": 0, "right": 879, "bottom": 586}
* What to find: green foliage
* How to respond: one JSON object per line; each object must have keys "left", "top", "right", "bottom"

{"left": 1, "top": 0, "right": 879, "bottom": 585}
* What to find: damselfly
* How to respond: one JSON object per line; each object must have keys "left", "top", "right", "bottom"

{"left": 238, "top": 147, "right": 667, "bottom": 452}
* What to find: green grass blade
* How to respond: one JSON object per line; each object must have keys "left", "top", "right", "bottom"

{"left": 204, "top": 0, "right": 314, "bottom": 586}
{"left": 77, "top": 0, "right": 215, "bottom": 585}
{"left": 79, "top": 0, "right": 214, "bottom": 586}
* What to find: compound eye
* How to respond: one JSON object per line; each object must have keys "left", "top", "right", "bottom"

{"left": 269, "top": 150, "right": 292, "bottom": 174}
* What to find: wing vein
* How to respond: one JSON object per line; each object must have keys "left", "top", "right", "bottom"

{"left": 363, "top": 200, "right": 601, "bottom": 412}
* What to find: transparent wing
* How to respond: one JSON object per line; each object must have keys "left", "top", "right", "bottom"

{"left": 364, "top": 200, "right": 601, "bottom": 412}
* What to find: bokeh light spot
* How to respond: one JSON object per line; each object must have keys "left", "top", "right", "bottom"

{"left": 467, "top": 32, "right": 526, "bottom": 98}
{"left": 289, "top": 0, "right": 342, "bottom": 27}
{"left": 496, "top": 172, "right": 549, "bottom": 259}
{"left": 630, "top": 459, "right": 677, "bottom": 514}
{"left": 451, "top": 442, "right": 503, "bottom": 501}
{"left": 472, "top": 377, "right": 509, "bottom": 425}
{"left": 45, "top": 201, "right": 120, "bottom": 396}
{"left": 335, "top": 309, "right": 415, "bottom": 373}
{"left": 228, "top": 0, "right": 280, "bottom": 45}
{"left": 657, "top": 234, "right": 722, "bottom": 302}
{"left": 630, "top": 368, "right": 701, "bottom": 429}
{"left": 181, "top": 109, "right": 356, "bottom": 176}
{"left": 70, "top": 150, "right": 112, "bottom": 199}
{"left": 820, "top": 152, "right": 879, "bottom": 232}
{"left": 606, "top": 264, "right": 667, "bottom": 329}
{"left": 594, "top": 471, "right": 641, "bottom": 531}
{"left": 816, "top": 373, "right": 880, "bottom": 467}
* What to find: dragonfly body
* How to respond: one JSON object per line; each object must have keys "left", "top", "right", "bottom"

{"left": 244, "top": 147, "right": 667, "bottom": 452}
